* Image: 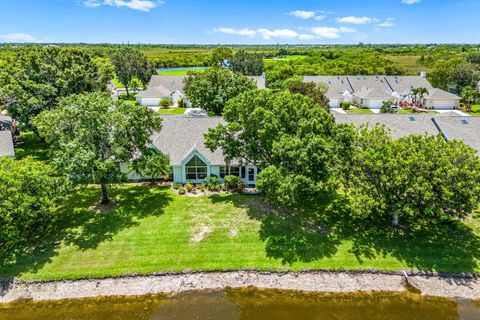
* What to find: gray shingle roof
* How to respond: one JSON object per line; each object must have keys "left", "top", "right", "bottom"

{"left": 353, "top": 87, "right": 394, "bottom": 100}
{"left": 384, "top": 76, "right": 433, "bottom": 95}
{"left": 303, "top": 76, "right": 353, "bottom": 99}
{"left": 148, "top": 76, "right": 187, "bottom": 92}
{"left": 135, "top": 85, "right": 173, "bottom": 99}
{"left": 0, "top": 131, "right": 14, "bottom": 158}
{"left": 425, "top": 88, "right": 461, "bottom": 100}
{"left": 0, "top": 115, "right": 12, "bottom": 131}
{"left": 347, "top": 75, "right": 393, "bottom": 94}
{"left": 333, "top": 114, "right": 440, "bottom": 139}
{"left": 435, "top": 117, "right": 480, "bottom": 155}
{"left": 152, "top": 115, "right": 228, "bottom": 166}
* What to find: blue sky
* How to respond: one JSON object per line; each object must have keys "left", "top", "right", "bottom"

{"left": 0, "top": 0, "right": 478, "bottom": 44}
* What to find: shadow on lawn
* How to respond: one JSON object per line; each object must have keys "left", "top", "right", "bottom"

{"left": 210, "top": 194, "right": 480, "bottom": 273}
{"left": 0, "top": 185, "right": 172, "bottom": 279}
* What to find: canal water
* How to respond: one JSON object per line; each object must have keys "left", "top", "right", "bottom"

{"left": 0, "top": 288, "right": 479, "bottom": 320}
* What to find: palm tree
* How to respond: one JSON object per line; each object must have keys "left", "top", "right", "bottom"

{"left": 410, "top": 88, "right": 420, "bottom": 106}
{"left": 417, "top": 87, "right": 429, "bottom": 107}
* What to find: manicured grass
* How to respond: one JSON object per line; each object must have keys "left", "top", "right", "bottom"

{"left": 345, "top": 108, "right": 374, "bottom": 114}
{"left": 398, "top": 110, "right": 439, "bottom": 114}
{"left": 2, "top": 184, "right": 479, "bottom": 281}
{"left": 469, "top": 105, "right": 480, "bottom": 116}
{"left": 157, "top": 68, "right": 208, "bottom": 76}
{"left": 157, "top": 108, "right": 186, "bottom": 114}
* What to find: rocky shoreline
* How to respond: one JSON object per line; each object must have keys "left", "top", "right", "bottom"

{"left": 1, "top": 271, "right": 479, "bottom": 303}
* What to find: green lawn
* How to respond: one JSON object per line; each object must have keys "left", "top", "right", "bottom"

{"left": 470, "top": 105, "right": 480, "bottom": 116}
{"left": 345, "top": 108, "right": 374, "bottom": 114}
{"left": 2, "top": 184, "right": 479, "bottom": 281}
{"left": 157, "top": 108, "right": 186, "bottom": 114}
{"left": 398, "top": 110, "right": 439, "bottom": 114}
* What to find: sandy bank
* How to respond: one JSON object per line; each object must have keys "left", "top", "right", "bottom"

{"left": 1, "top": 271, "right": 479, "bottom": 303}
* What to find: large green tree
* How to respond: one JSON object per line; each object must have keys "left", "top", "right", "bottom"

{"left": 0, "top": 47, "right": 106, "bottom": 128}
{"left": 231, "top": 50, "right": 264, "bottom": 76}
{"left": 111, "top": 47, "right": 153, "bottom": 95}
{"left": 210, "top": 46, "right": 234, "bottom": 67}
{"left": 184, "top": 68, "right": 256, "bottom": 115}
{"left": 0, "top": 158, "right": 69, "bottom": 265}
{"left": 429, "top": 58, "right": 480, "bottom": 92}
{"left": 344, "top": 126, "right": 480, "bottom": 228}
{"left": 33, "top": 92, "right": 168, "bottom": 204}
{"left": 285, "top": 79, "right": 330, "bottom": 111}
{"left": 205, "top": 90, "right": 351, "bottom": 207}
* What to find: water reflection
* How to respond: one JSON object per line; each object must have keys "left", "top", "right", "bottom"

{"left": 0, "top": 288, "right": 479, "bottom": 320}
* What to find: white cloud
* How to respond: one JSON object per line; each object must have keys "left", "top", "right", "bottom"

{"left": 82, "top": 0, "right": 162, "bottom": 12}
{"left": 298, "top": 34, "right": 315, "bottom": 41}
{"left": 376, "top": 18, "right": 395, "bottom": 28}
{"left": 336, "top": 16, "right": 373, "bottom": 24}
{"left": 402, "top": 0, "right": 420, "bottom": 4}
{"left": 257, "top": 28, "right": 299, "bottom": 40}
{"left": 82, "top": 0, "right": 101, "bottom": 7}
{"left": 215, "top": 28, "right": 257, "bottom": 37}
{"left": 215, "top": 27, "right": 319, "bottom": 41}
{"left": 311, "top": 27, "right": 341, "bottom": 39}
{"left": 314, "top": 15, "right": 326, "bottom": 21}
{"left": 339, "top": 26, "right": 357, "bottom": 33}
{"left": 290, "top": 10, "right": 316, "bottom": 19}
{"left": 0, "top": 33, "right": 38, "bottom": 42}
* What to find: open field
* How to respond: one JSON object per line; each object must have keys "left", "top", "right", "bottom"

{"left": 386, "top": 55, "right": 429, "bottom": 75}
{"left": 1, "top": 184, "right": 479, "bottom": 281}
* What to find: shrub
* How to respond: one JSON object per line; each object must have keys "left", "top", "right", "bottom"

{"left": 224, "top": 175, "right": 242, "bottom": 191}
{"left": 178, "top": 186, "right": 186, "bottom": 195}
{"left": 199, "top": 184, "right": 206, "bottom": 192}
{"left": 177, "top": 98, "right": 184, "bottom": 108}
{"left": 380, "top": 101, "right": 396, "bottom": 113}
{"left": 341, "top": 102, "right": 351, "bottom": 110}
{"left": 159, "top": 97, "right": 173, "bottom": 108}
{"left": 204, "top": 176, "right": 222, "bottom": 187}
{"left": 173, "top": 183, "right": 181, "bottom": 190}
{"left": 184, "top": 183, "right": 195, "bottom": 192}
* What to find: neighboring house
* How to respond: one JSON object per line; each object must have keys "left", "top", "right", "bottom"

{"left": 135, "top": 76, "right": 187, "bottom": 106}
{"left": 124, "top": 115, "right": 259, "bottom": 186}
{"left": 136, "top": 74, "right": 266, "bottom": 107}
{"left": 303, "top": 76, "right": 352, "bottom": 108}
{"left": 334, "top": 113, "right": 480, "bottom": 156}
{"left": 421, "top": 88, "right": 462, "bottom": 110}
{"left": 305, "top": 75, "right": 461, "bottom": 110}
{"left": 0, "top": 116, "right": 14, "bottom": 159}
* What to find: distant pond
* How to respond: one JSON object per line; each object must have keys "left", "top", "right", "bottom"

{"left": 1, "top": 287, "right": 479, "bottom": 320}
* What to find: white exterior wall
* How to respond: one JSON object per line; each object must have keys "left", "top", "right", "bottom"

{"left": 139, "top": 98, "right": 163, "bottom": 106}
{"left": 329, "top": 99, "right": 341, "bottom": 108}
{"left": 210, "top": 166, "right": 221, "bottom": 178}
{"left": 425, "top": 99, "right": 459, "bottom": 110}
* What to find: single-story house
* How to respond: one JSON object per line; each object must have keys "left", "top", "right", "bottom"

{"left": 305, "top": 75, "right": 461, "bottom": 110}
{"left": 135, "top": 76, "right": 187, "bottom": 106}
{"left": 124, "top": 115, "right": 260, "bottom": 185}
{"left": 136, "top": 74, "right": 266, "bottom": 107}
{"left": 122, "top": 113, "right": 479, "bottom": 185}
